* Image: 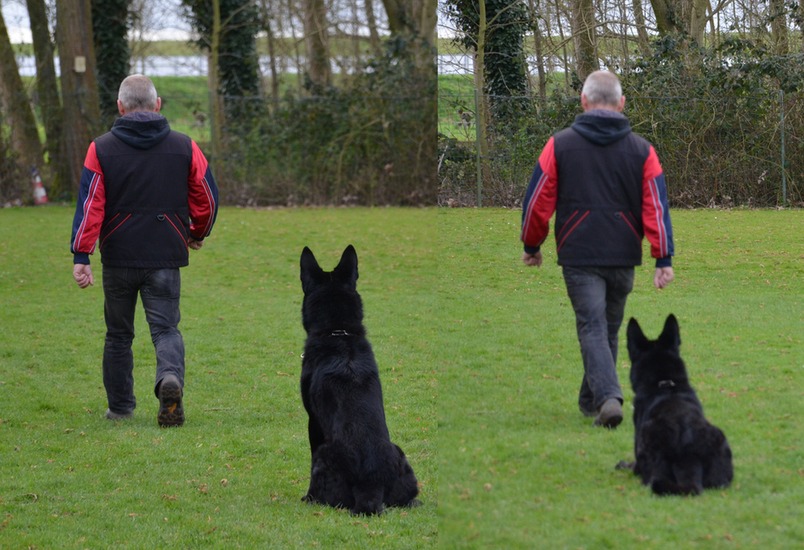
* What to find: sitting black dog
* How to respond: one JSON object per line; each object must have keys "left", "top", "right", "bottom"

{"left": 617, "top": 314, "right": 733, "bottom": 495}
{"left": 299, "top": 245, "right": 419, "bottom": 515}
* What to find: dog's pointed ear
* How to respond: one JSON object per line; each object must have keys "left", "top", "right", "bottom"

{"left": 660, "top": 314, "right": 681, "bottom": 348}
{"left": 627, "top": 317, "right": 648, "bottom": 360}
{"left": 300, "top": 247, "right": 324, "bottom": 294}
{"left": 334, "top": 245, "right": 358, "bottom": 286}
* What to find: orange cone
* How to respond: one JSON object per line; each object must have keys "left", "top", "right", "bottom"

{"left": 31, "top": 167, "right": 48, "bottom": 205}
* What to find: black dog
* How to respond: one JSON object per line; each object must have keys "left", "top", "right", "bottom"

{"left": 299, "top": 245, "right": 419, "bottom": 515}
{"left": 617, "top": 314, "right": 733, "bottom": 495}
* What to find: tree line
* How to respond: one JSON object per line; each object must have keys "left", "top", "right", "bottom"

{"left": 0, "top": 0, "right": 436, "bottom": 206}
{"left": 1, "top": 1, "right": 801, "bottom": 207}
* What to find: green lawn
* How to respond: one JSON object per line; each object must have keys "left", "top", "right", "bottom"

{"left": 1, "top": 206, "right": 802, "bottom": 548}
{"left": 436, "top": 208, "right": 802, "bottom": 548}
{"left": 0, "top": 206, "right": 437, "bottom": 548}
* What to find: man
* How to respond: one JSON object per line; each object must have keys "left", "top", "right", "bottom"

{"left": 71, "top": 74, "right": 219, "bottom": 427}
{"left": 520, "top": 70, "right": 674, "bottom": 428}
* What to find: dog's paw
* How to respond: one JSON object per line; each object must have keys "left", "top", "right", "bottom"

{"left": 615, "top": 460, "right": 635, "bottom": 471}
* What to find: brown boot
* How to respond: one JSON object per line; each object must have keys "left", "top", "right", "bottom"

{"left": 157, "top": 374, "right": 184, "bottom": 427}
{"left": 594, "top": 398, "right": 623, "bottom": 429}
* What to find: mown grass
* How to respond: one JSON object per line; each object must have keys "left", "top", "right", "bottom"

{"left": 0, "top": 206, "right": 437, "bottom": 548}
{"left": 1, "top": 206, "right": 802, "bottom": 548}
{"left": 435, "top": 208, "right": 803, "bottom": 548}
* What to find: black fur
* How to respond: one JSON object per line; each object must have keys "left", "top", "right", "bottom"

{"left": 299, "top": 245, "right": 419, "bottom": 515}
{"left": 617, "top": 314, "right": 733, "bottom": 496}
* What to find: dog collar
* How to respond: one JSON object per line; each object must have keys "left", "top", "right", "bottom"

{"left": 658, "top": 380, "right": 676, "bottom": 388}
{"left": 330, "top": 330, "right": 351, "bottom": 337}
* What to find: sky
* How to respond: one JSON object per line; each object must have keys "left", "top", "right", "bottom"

{"left": 3, "top": 1, "right": 455, "bottom": 45}
{"left": 1, "top": 0, "right": 191, "bottom": 44}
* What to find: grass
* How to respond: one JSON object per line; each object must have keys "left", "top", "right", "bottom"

{"left": 1, "top": 206, "right": 802, "bottom": 547}
{"left": 0, "top": 206, "right": 437, "bottom": 548}
{"left": 435, "top": 208, "right": 803, "bottom": 548}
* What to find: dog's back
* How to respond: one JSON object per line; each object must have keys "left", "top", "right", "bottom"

{"left": 623, "top": 315, "right": 733, "bottom": 495}
{"left": 299, "top": 246, "right": 419, "bottom": 514}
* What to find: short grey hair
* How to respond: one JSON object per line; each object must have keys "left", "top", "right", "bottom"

{"left": 118, "top": 74, "right": 158, "bottom": 111}
{"left": 581, "top": 71, "right": 623, "bottom": 108}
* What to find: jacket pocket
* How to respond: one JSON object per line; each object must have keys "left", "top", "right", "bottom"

{"left": 615, "top": 211, "right": 641, "bottom": 241}
{"left": 159, "top": 212, "right": 189, "bottom": 246}
{"left": 556, "top": 209, "right": 590, "bottom": 253}
{"left": 100, "top": 212, "right": 132, "bottom": 248}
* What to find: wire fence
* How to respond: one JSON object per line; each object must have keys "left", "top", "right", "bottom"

{"left": 438, "top": 90, "right": 803, "bottom": 208}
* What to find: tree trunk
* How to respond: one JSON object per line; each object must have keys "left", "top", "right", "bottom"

{"left": 209, "top": 0, "right": 224, "bottom": 164}
{"left": 364, "top": 0, "right": 382, "bottom": 58}
{"left": 258, "top": 0, "right": 281, "bottom": 109}
{"left": 631, "top": 0, "right": 652, "bottom": 57}
{"left": 528, "top": 0, "right": 547, "bottom": 104}
{"left": 474, "top": 0, "right": 491, "bottom": 205}
{"left": 0, "top": 8, "right": 45, "bottom": 200}
{"left": 769, "top": 0, "right": 789, "bottom": 55}
{"left": 302, "top": 0, "right": 331, "bottom": 88}
{"left": 570, "top": 0, "right": 597, "bottom": 82}
{"left": 92, "top": 0, "right": 131, "bottom": 128}
{"left": 26, "top": 0, "right": 67, "bottom": 194}
{"left": 651, "top": 0, "right": 708, "bottom": 43}
{"left": 56, "top": 0, "right": 103, "bottom": 197}
{"left": 382, "top": 0, "right": 437, "bottom": 71}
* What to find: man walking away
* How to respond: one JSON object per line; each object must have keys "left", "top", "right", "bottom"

{"left": 520, "top": 70, "right": 675, "bottom": 428}
{"left": 71, "top": 74, "right": 219, "bottom": 427}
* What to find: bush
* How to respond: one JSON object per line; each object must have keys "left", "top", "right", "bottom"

{"left": 217, "top": 38, "right": 436, "bottom": 207}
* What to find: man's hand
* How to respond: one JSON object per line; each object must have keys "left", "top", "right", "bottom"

{"left": 73, "top": 264, "right": 94, "bottom": 288}
{"left": 522, "top": 251, "right": 543, "bottom": 267}
{"left": 654, "top": 266, "right": 675, "bottom": 289}
{"left": 188, "top": 238, "right": 203, "bottom": 250}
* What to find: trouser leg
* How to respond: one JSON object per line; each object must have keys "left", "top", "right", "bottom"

{"left": 140, "top": 268, "right": 185, "bottom": 397}
{"left": 102, "top": 267, "right": 138, "bottom": 413}
{"left": 563, "top": 266, "right": 625, "bottom": 411}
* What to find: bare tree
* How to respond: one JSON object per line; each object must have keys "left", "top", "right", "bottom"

{"left": 302, "top": 0, "right": 331, "bottom": 88}
{"left": 382, "top": 0, "right": 437, "bottom": 70}
{"left": 650, "top": 0, "right": 708, "bottom": 43}
{"left": 364, "top": 0, "right": 383, "bottom": 57}
{"left": 25, "top": 0, "right": 65, "bottom": 193}
{"left": 0, "top": 6, "right": 45, "bottom": 200}
{"left": 769, "top": 0, "right": 789, "bottom": 54}
{"left": 571, "top": 0, "right": 597, "bottom": 81}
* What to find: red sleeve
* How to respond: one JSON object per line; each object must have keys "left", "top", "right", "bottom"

{"left": 521, "top": 137, "right": 559, "bottom": 250}
{"left": 187, "top": 141, "right": 218, "bottom": 239}
{"left": 642, "top": 146, "right": 674, "bottom": 261}
{"left": 71, "top": 142, "right": 106, "bottom": 256}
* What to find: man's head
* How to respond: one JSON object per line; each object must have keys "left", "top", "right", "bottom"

{"left": 117, "top": 74, "right": 161, "bottom": 115}
{"left": 581, "top": 70, "right": 625, "bottom": 113}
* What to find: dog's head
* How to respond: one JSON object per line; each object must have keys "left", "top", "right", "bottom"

{"left": 300, "top": 245, "right": 363, "bottom": 334}
{"left": 626, "top": 314, "right": 689, "bottom": 392}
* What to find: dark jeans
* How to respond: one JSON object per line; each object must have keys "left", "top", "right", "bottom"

{"left": 562, "top": 266, "right": 634, "bottom": 412}
{"left": 102, "top": 267, "right": 185, "bottom": 414}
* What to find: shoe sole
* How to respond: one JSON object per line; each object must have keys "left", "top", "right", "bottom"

{"left": 594, "top": 413, "right": 623, "bottom": 428}
{"left": 106, "top": 409, "right": 133, "bottom": 420}
{"left": 158, "top": 377, "right": 184, "bottom": 427}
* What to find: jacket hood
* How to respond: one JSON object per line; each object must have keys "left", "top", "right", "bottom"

{"left": 571, "top": 110, "right": 631, "bottom": 146}
{"left": 110, "top": 112, "right": 170, "bottom": 150}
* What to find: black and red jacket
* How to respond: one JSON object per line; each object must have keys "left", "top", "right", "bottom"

{"left": 71, "top": 112, "right": 218, "bottom": 268}
{"left": 521, "top": 110, "right": 673, "bottom": 267}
